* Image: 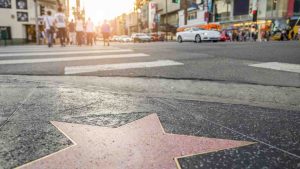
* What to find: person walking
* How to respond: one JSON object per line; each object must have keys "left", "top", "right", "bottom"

{"left": 76, "top": 16, "right": 84, "bottom": 46}
{"left": 101, "top": 20, "right": 111, "bottom": 46}
{"left": 55, "top": 7, "right": 67, "bottom": 47}
{"left": 68, "top": 19, "right": 76, "bottom": 45}
{"left": 43, "top": 10, "right": 55, "bottom": 47}
{"left": 86, "top": 18, "right": 94, "bottom": 46}
{"left": 228, "top": 31, "right": 233, "bottom": 42}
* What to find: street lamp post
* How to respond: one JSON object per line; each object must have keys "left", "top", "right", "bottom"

{"left": 165, "top": 0, "right": 168, "bottom": 41}
{"left": 137, "top": 9, "right": 141, "bottom": 33}
{"left": 34, "top": 0, "right": 39, "bottom": 45}
{"left": 225, "top": 0, "right": 231, "bottom": 20}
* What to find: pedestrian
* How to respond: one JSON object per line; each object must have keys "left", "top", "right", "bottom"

{"left": 241, "top": 30, "right": 245, "bottom": 41}
{"left": 39, "top": 21, "right": 45, "bottom": 45}
{"left": 260, "top": 30, "right": 265, "bottom": 42}
{"left": 76, "top": 16, "right": 84, "bottom": 46}
{"left": 68, "top": 19, "right": 76, "bottom": 45}
{"left": 228, "top": 31, "right": 232, "bottom": 42}
{"left": 43, "top": 10, "right": 55, "bottom": 47}
{"left": 266, "top": 30, "right": 271, "bottom": 41}
{"left": 101, "top": 20, "right": 111, "bottom": 46}
{"left": 86, "top": 17, "right": 94, "bottom": 46}
{"left": 55, "top": 7, "right": 67, "bottom": 47}
{"left": 93, "top": 32, "right": 97, "bottom": 45}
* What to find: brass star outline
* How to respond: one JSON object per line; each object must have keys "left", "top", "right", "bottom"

{"left": 18, "top": 113, "right": 255, "bottom": 169}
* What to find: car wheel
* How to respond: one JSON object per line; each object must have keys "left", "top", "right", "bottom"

{"left": 177, "top": 36, "right": 183, "bottom": 43}
{"left": 195, "top": 35, "right": 202, "bottom": 43}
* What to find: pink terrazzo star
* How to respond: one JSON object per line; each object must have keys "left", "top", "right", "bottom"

{"left": 19, "top": 114, "right": 254, "bottom": 169}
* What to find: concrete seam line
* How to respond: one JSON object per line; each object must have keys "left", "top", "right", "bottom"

{"left": 0, "top": 87, "right": 37, "bottom": 130}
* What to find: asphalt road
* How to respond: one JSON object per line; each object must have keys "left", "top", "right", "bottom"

{"left": 0, "top": 41, "right": 299, "bottom": 87}
{"left": 0, "top": 42, "right": 299, "bottom": 169}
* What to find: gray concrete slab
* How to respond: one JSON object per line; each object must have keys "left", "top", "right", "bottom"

{"left": 0, "top": 75, "right": 299, "bottom": 168}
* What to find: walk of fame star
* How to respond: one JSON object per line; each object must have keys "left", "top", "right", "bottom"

{"left": 18, "top": 114, "right": 254, "bottom": 169}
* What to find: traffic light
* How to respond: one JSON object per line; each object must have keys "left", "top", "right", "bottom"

{"left": 252, "top": 10, "right": 257, "bottom": 22}
{"left": 40, "top": 5, "right": 45, "bottom": 16}
{"left": 172, "top": 0, "right": 179, "bottom": 3}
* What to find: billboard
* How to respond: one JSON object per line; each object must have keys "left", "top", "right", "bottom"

{"left": 233, "top": 0, "right": 250, "bottom": 16}
{"left": 16, "top": 0, "right": 27, "bottom": 9}
{"left": 17, "top": 12, "right": 28, "bottom": 22}
{"left": 0, "top": 0, "right": 11, "bottom": 8}
{"left": 148, "top": 2, "right": 157, "bottom": 30}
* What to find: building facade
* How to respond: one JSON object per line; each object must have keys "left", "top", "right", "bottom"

{"left": 177, "top": 0, "right": 299, "bottom": 29}
{"left": 0, "top": 0, "right": 66, "bottom": 45}
{"left": 112, "top": 0, "right": 299, "bottom": 36}
{"left": 178, "top": 0, "right": 209, "bottom": 27}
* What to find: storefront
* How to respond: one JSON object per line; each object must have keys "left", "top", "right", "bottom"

{"left": 25, "top": 24, "right": 36, "bottom": 42}
{"left": 0, "top": 0, "right": 62, "bottom": 45}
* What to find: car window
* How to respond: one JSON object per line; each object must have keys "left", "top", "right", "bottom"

{"left": 184, "top": 28, "right": 190, "bottom": 32}
{"left": 192, "top": 27, "right": 204, "bottom": 31}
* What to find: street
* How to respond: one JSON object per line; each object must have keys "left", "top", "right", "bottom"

{"left": 0, "top": 41, "right": 300, "bottom": 168}
{"left": 0, "top": 41, "right": 299, "bottom": 86}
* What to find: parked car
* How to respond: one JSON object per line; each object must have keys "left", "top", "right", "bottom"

{"left": 131, "top": 33, "right": 151, "bottom": 43}
{"left": 119, "top": 35, "right": 132, "bottom": 43}
{"left": 111, "top": 36, "right": 120, "bottom": 42}
{"left": 176, "top": 27, "right": 221, "bottom": 43}
{"left": 150, "top": 32, "right": 165, "bottom": 41}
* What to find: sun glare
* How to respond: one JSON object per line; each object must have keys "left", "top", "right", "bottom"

{"left": 70, "top": 0, "right": 135, "bottom": 24}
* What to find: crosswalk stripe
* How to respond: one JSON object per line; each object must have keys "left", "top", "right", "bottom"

{"left": 64, "top": 60, "right": 184, "bottom": 74}
{"left": 0, "top": 53, "right": 149, "bottom": 65}
{"left": 0, "top": 46, "right": 122, "bottom": 53}
{"left": 0, "top": 49, "right": 133, "bottom": 57}
{"left": 249, "top": 62, "right": 300, "bottom": 73}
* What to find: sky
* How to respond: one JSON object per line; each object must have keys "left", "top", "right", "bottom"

{"left": 70, "top": 0, "right": 135, "bottom": 24}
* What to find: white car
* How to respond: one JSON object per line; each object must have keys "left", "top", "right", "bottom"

{"left": 119, "top": 35, "right": 132, "bottom": 42}
{"left": 111, "top": 36, "right": 120, "bottom": 42}
{"left": 176, "top": 27, "right": 221, "bottom": 43}
{"left": 131, "top": 33, "right": 151, "bottom": 43}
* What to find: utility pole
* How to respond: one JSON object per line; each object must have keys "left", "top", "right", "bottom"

{"left": 66, "top": 0, "right": 69, "bottom": 19}
{"left": 34, "top": 0, "right": 39, "bottom": 45}
{"left": 76, "top": 0, "right": 80, "bottom": 19}
{"left": 165, "top": 0, "right": 168, "bottom": 41}
{"left": 180, "top": 0, "right": 188, "bottom": 25}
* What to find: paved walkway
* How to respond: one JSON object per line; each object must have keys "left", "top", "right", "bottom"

{"left": 0, "top": 75, "right": 299, "bottom": 168}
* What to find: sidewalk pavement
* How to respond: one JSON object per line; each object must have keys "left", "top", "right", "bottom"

{"left": 0, "top": 75, "right": 299, "bottom": 168}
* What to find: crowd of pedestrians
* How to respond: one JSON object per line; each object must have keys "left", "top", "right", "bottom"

{"left": 221, "top": 29, "right": 271, "bottom": 42}
{"left": 42, "top": 8, "right": 111, "bottom": 48}
{"left": 221, "top": 25, "right": 297, "bottom": 42}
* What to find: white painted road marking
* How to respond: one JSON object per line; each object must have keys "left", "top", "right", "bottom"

{"left": 64, "top": 60, "right": 184, "bottom": 74}
{"left": 249, "top": 62, "right": 300, "bottom": 73}
{"left": 0, "top": 49, "right": 133, "bottom": 57}
{"left": 0, "top": 53, "right": 149, "bottom": 65}
{"left": 0, "top": 46, "right": 122, "bottom": 53}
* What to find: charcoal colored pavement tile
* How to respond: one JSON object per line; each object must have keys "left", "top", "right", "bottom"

{"left": 178, "top": 143, "right": 300, "bottom": 169}
{"left": 0, "top": 121, "right": 72, "bottom": 169}
{"left": 152, "top": 98, "right": 300, "bottom": 168}
{"left": 0, "top": 87, "right": 35, "bottom": 125}
{"left": 161, "top": 99, "right": 300, "bottom": 156}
